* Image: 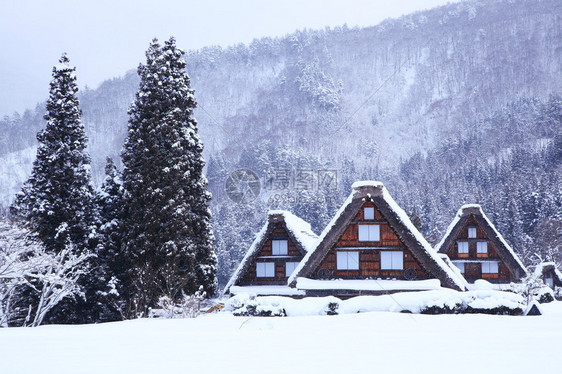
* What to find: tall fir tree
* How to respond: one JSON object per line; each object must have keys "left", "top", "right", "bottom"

{"left": 120, "top": 38, "right": 217, "bottom": 317}
{"left": 11, "top": 54, "right": 95, "bottom": 254}
{"left": 10, "top": 54, "right": 100, "bottom": 323}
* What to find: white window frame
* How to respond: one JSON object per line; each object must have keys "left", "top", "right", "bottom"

{"left": 337, "top": 251, "right": 359, "bottom": 270}
{"left": 272, "top": 240, "right": 288, "bottom": 255}
{"left": 476, "top": 241, "right": 488, "bottom": 254}
{"left": 452, "top": 261, "right": 465, "bottom": 273}
{"left": 468, "top": 227, "right": 477, "bottom": 238}
{"left": 256, "top": 262, "right": 275, "bottom": 277}
{"left": 380, "top": 251, "right": 404, "bottom": 270}
{"left": 481, "top": 262, "right": 498, "bottom": 274}
{"left": 457, "top": 241, "right": 469, "bottom": 254}
{"left": 358, "top": 224, "right": 380, "bottom": 241}
{"left": 364, "top": 207, "right": 375, "bottom": 220}
{"left": 285, "top": 262, "right": 300, "bottom": 277}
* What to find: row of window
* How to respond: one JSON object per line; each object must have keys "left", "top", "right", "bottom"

{"left": 256, "top": 261, "right": 299, "bottom": 278}
{"left": 336, "top": 251, "right": 404, "bottom": 270}
{"left": 452, "top": 261, "right": 499, "bottom": 274}
{"left": 457, "top": 241, "right": 488, "bottom": 254}
{"left": 256, "top": 251, "right": 405, "bottom": 277}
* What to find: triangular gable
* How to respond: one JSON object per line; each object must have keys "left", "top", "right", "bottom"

{"left": 289, "top": 181, "right": 466, "bottom": 291}
{"left": 435, "top": 204, "right": 528, "bottom": 281}
{"left": 223, "top": 210, "right": 317, "bottom": 294}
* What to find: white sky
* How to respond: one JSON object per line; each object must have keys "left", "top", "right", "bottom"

{"left": 0, "top": 0, "right": 460, "bottom": 117}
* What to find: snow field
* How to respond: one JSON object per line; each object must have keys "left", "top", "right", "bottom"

{"left": 1, "top": 301, "right": 562, "bottom": 374}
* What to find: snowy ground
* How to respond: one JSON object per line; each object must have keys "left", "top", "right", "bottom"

{"left": 1, "top": 302, "right": 562, "bottom": 374}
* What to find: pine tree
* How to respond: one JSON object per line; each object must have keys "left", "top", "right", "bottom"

{"left": 120, "top": 38, "right": 217, "bottom": 317}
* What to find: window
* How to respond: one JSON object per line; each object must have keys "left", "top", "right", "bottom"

{"left": 545, "top": 277, "right": 554, "bottom": 288}
{"left": 477, "top": 241, "right": 488, "bottom": 254}
{"left": 380, "top": 251, "right": 404, "bottom": 270}
{"left": 256, "top": 262, "right": 275, "bottom": 277}
{"left": 468, "top": 227, "right": 477, "bottom": 238}
{"left": 452, "top": 261, "right": 465, "bottom": 273}
{"left": 358, "top": 224, "right": 380, "bottom": 241}
{"left": 285, "top": 262, "right": 300, "bottom": 277}
{"left": 481, "top": 262, "right": 498, "bottom": 274}
{"left": 457, "top": 241, "right": 469, "bottom": 254}
{"left": 337, "top": 251, "right": 359, "bottom": 270}
{"left": 364, "top": 207, "right": 375, "bottom": 220}
{"left": 272, "top": 240, "right": 288, "bottom": 255}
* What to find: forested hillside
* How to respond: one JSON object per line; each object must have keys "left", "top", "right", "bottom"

{"left": 0, "top": 0, "right": 561, "bottom": 287}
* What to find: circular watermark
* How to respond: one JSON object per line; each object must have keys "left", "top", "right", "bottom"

{"left": 225, "top": 169, "right": 261, "bottom": 204}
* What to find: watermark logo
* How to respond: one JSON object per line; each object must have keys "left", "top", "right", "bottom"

{"left": 224, "top": 169, "right": 261, "bottom": 204}
{"left": 266, "top": 168, "right": 338, "bottom": 191}
{"left": 225, "top": 168, "right": 338, "bottom": 204}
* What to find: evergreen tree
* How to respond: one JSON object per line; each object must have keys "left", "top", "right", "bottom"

{"left": 11, "top": 54, "right": 96, "bottom": 254}
{"left": 120, "top": 38, "right": 217, "bottom": 317}
{"left": 10, "top": 54, "right": 99, "bottom": 323}
{"left": 93, "top": 157, "right": 126, "bottom": 320}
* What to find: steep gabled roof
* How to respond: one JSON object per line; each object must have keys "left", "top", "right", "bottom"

{"left": 223, "top": 210, "right": 317, "bottom": 294}
{"left": 288, "top": 181, "right": 466, "bottom": 291}
{"left": 435, "top": 204, "right": 528, "bottom": 280}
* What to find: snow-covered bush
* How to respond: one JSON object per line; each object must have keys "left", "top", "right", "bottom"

{"left": 152, "top": 286, "right": 207, "bottom": 319}
{"left": 224, "top": 290, "right": 527, "bottom": 317}
{"left": 510, "top": 271, "right": 554, "bottom": 304}
{"left": 536, "top": 287, "right": 554, "bottom": 304}
{"left": 227, "top": 294, "right": 286, "bottom": 317}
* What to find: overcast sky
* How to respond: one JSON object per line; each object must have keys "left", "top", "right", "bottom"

{"left": 0, "top": 0, "right": 460, "bottom": 117}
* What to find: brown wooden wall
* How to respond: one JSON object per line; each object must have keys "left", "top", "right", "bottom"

{"left": 239, "top": 222, "right": 305, "bottom": 286}
{"left": 444, "top": 215, "right": 514, "bottom": 283}
{"left": 314, "top": 202, "right": 430, "bottom": 280}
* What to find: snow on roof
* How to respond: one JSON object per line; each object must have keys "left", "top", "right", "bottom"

{"left": 223, "top": 210, "right": 317, "bottom": 295}
{"left": 268, "top": 210, "right": 318, "bottom": 252}
{"left": 379, "top": 186, "right": 467, "bottom": 290}
{"left": 223, "top": 222, "right": 269, "bottom": 295}
{"left": 438, "top": 253, "right": 470, "bottom": 289}
{"left": 435, "top": 204, "right": 527, "bottom": 276}
{"left": 288, "top": 190, "right": 356, "bottom": 286}
{"left": 351, "top": 180, "right": 385, "bottom": 189}
{"left": 289, "top": 182, "right": 466, "bottom": 291}
{"left": 296, "top": 277, "right": 442, "bottom": 291}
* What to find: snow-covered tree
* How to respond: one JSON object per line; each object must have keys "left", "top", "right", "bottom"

{"left": 11, "top": 54, "right": 96, "bottom": 255}
{"left": 0, "top": 219, "right": 91, "bottom": 327}
{"left": 120, "top": 38, "right": 217, "bottom": 317}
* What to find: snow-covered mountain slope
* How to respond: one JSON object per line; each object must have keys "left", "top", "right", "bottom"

{"left": 1, "top": 0, "right": 561, "bottom": 206}
{"left": 0, "top": 146, "right": 36, "bottom": 207}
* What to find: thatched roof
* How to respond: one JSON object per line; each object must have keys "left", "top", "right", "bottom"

{"left": 288, "top": 181, "right": 466, "bottom": 291}
{"left": 435, "top": 204, "right": 528, "bottom": 280}
{"left": 223, "top": 210, "right": 317, "bottom": 295}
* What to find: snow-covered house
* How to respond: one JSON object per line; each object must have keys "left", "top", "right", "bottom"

{"left": 288, "top": 182, "right": 466, "bottom": 297}
{"left": 223, "top": 210, "right": 318, "bottom": 296}
{"left": 534, "top": 262, "right": 562, "bottom": 293}
{"left": 435, "top": 204, "right": 528, "bottom": 284}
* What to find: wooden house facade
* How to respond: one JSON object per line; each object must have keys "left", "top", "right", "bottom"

{"left": 223, "top": 210, "right": 317, "bottom": 296}
{"left": 288, "top": 182, "right": 466, "bottom": 297}
{"left": 435, "top": 205, "right": 527, "bottom": 284}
